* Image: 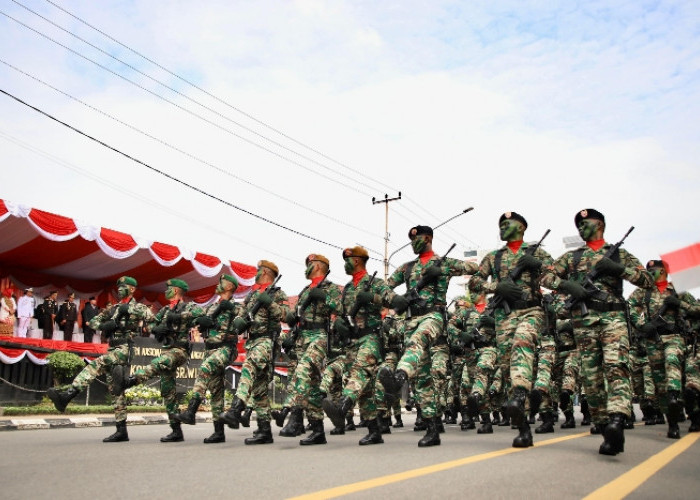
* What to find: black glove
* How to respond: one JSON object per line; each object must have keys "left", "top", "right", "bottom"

{"left": 333, "top": 317, "right": 350, "bottom": 338}
{"left": 152, "top": 324, "right": 169, "bottom": 342}
{"left": 558, "top": 280, "right": 588, "bottom": 301}
{"left": 638, "top": 321, "right": 659, "bottom": 339}
{"left": 421, "top": 265, "right": 442, "bottom": 282}
{"left": 355, "top": 291, "right": 375, "bottom": 306}
{"left": 217, "top": 300, "right": 236, "bottom": 312}
{"left": 232, "top": 317, "right": 250, "bottom": 334}
{"left": 166, "top": 311, "right": 181, "bottom": 323}
{"left": 663, "top": 295, "right": 681, "bottom": 310}
{"left": 281, "top": 334, "right": 295, "bottom": 351}
{"left": 477, "top": 315, "right": 495, "bottom": 328}
{"left": 117, "top": 304, "right": 130, "bottom": 316}
{"left": 382, "top": 316, "right": 395, "bottom": 334}
{"left": 450, "top": 344, "right": 465, "bottom": 356}
{"left": 307, "top": 287, "right": 327, "bottom": 302}
{"left": 460, "top": 331, "right": 474, "bottom": 347}
{"left": 194, "top": 316, "right": 215, "bottom": 330}
{"left": 594, "top": 257, "right": 625, "bottom": 278}
{"left": 517, "top": 254, "right": 542, "bottom": 272}
{"left": 284, "top": 312, "right": 298, "bottom": 327}
{"left": 256, "top": 293, "right": 273, "bottom": 308}
{"left": 557, "top": 320, "right": 573, "bottom": 335}
{"left": 391, "top": 294, "right": 409, "bottom": 314}
{"left": 495, "top": 280, "right": 524, "bottom": 303}
{"left": 636, "top": 341, "right": 647, "bottom": 358}
{"left": 100, "top": 320, "right": 117, "bottom": 335}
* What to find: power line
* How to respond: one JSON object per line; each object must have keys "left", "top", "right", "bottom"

{"left": 0, "top": 58, "right": 381, "bottom": 241}
{"left": 0, "top": 87, "right": 360, "bottom": 253}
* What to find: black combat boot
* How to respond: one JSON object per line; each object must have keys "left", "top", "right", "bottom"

{"left": 47, "top": 386, "right": 81, "bottom": 413}
{"left": 512, "top": 420, "right": 533, "bottom": 448}
{"left": 477, "top": 413, "right": 493, "bottom": 434}
{"left": 654, "top": 409, "right": 666, "bottom": 425}
{"left": 245, "top": 419, "right": 273, "bottom": 445}
{"left": 160, "top": 422, "right": 184, "bottom": 442}
{"left": 559, "top": 390, "right": 572, "bottom": 413}
{"left": 280, "top": 407, "right": 304, "bottom": 437}
{"left": 414, "top": 407, "right": 427, "bottom": 431}
{"left": 273, "top": 406, "right": 290, "bottom": 427}
{"left": 580, "top": 396, "right": 591, "bottom": 426}
{"left": 418, "top": 417, "right": 441, "bottom": 447}
{"left": 103, "top": 420, "right": 129, "bottom": 442}
{"left": 561, "top": 410, "right": 576, "bottom": 429}
{"left": 466, "top": 392, "right": 481, "bottom": 418}
{"left": 498, "top": 413, "right": 511, "bottom": 427}
{"left": 345, "top": 413, "right": 357, "bottom": 431}
{"left": 204, "top": 421, "right": 226, "bottom": 443}
{"left": 535, "top": 412, "right": 554, "bottom": 434}
{"left": 377, "top": 411, "right": 392, "bottom": 434}
{"left": 392, "top": 413, "right": 404, "bottom": 428}
{"left": 461, "top": 415, "right": 476, "bottom": 431}
{"left": 590, "top": 422, "right": 605, "bottom": 435}
{"left": 436, "top": 416, "right": 445, "bottom": 434}
{"left": 599, "top": 413, "right": 626, "bottom": 455}
{"left": 239, "top": 408, "right": 253, "bottom": 428}
{"left": 323, "top": 396, "right": 354, "bottom": 430}
{"left": 219, "top": 397, "right": 245, "bottom": 429}
{"left": 624, "top": 410, "right": 635, "bottom": 430}
{"left": 359, "top": 418, "right": 384, "bottom": 446}
{"left": 667, "top": 418, "right": 681, "bottom": 440}
{"left": 300, "top": 418, "right": 327, "bottom": 445}
{"left": 685, "top": 388, "right": 700, "bottom": 432}
{"left": 378, "top": 367, "right": 408, "bottom": 404}
{"left": 641, "top": 399, "right": 655, "bottom": 425}
{"left": 506, "top": 387, "right": 528, "bottom": 426}
{"left": 444, "top": 403, "right": 457, "bottom": 424}
{"left": 689, "top": 411, "right": 700, "bottom": 433}
{"left": 668, "top": 390, "right": 682, "bottom": 422}
{"left": 357, "top": 418, "right": 369, "bottom": 428}
{"left": 174, "top": 394, "right": 201, "bottom": 425}
{"left": 330, "top": 424, "right": 345, "bottom": 435}
{"left": 492, "top": 411, "right": 502, "bottom": 425}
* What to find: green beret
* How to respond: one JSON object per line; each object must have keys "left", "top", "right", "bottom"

{"left": 117, "top": 276, "right": 138, "bottom": 287}
{"left": 220, "top": 274, "right": 239, "bottom": 289}
{"left": 166, "top": 278, "right": 189, "bottom": 292}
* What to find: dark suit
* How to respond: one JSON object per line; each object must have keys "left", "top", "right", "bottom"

{"left": 42, "top": 298, "right": 57, "bottom": 339}
{"left": 81, "top": 302, "right": 100, "bottom": 342}
{"left": 57, "top": 301, "right": 78, "bottom": 340}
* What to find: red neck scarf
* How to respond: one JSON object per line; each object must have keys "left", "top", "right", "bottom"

{"left": 352, "top": 270, "right": 368, "bottom": 287}
{"left": 475, "top": 302, "right": 486, "bottom": 313}
{"left": 254, "top": 282, "right": 270, "bottom": 292}
{"left": 587, "top": 239, "right": 606, "bottom": 252}
{"left": 169, "top": 299, "right": 180, "bottom": 309}
{"left": 309, "top": 276, "right": 324, "bottom": 288}
{"left": 419, "top": 250, "right": 435, "bottom": 265}
{"left": 656, "top": 280, "right": 669, "bottom": 293}
{"left": 120, "top": 297, "right": 131, "bottom": 304}
{"left": 507, "top": 240, "right": 523, "bottom": 253}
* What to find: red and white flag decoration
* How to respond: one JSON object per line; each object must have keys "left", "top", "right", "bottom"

{"left": 661, "top": 243, "right": 700, "bottom": 292}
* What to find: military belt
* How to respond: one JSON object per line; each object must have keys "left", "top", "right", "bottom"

{"left": 348, "top": 327, "right": 380, "bottom": 340}
{"left": 205, "top": 339, "right": 237, "bottom": 349}
{"left": 500, "top": 299, "right": 540, "bottom": 311}
{"left": 585, "top": 300, "right": 626, "bottom": 312}
{"left": 300, "top": 321, "right": 329, "bottom": 331}
{"left": 474, "top": 339, "right": 494, "bottom": 349}
{"left": 556, "top": 343, "right": 576, "bottom": 353}
{"left": 248, "top": 331, "right": 273, "bottom": 341}
{"left": 408, "top": 304, "right": 444, "bottom": 317}
{"left": 108, "top": 338, "right": 130, "bottom": 348}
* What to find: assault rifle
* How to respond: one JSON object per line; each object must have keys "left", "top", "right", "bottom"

{"left": 243, "top": 274, "right": 283, "bottom": 327}
{"left": 483, "top": 229, "right": 551, "bottom": 317}
{"left": 405, "top": 243, "right": 456, "bottom": 319}
{"left": 346, "top": 271, "right": 377, "bottom": 331}
{"left": 563, "top": 226, "right": 634, "bottom": 316}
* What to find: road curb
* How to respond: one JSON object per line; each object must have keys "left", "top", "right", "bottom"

{"left": 0, "top": 412, "right": 218, "bottom": 431}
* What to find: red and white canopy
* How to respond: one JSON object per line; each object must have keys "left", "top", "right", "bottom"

{"left": 0, "top": 199, "right": 256, "bottom": 305}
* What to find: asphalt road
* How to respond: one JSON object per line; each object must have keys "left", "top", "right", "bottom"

{"left": 1, "top": 412, "right": 698, "bottom": 499}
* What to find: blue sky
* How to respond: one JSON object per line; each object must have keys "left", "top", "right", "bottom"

{"left": 1, "top": 0, "right": 699, "bottom": 295}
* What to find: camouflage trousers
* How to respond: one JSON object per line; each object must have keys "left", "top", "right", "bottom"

{"left": 489, "top": 366, "right": 507, "bottom": 412}
{"left": 446, "top": 354, "right": 465, "bottom": 405}
{"left": 72, "top": 344, "right": 129, "bottom": 422}
{"left": 237, "top": 337, "right": 273, "bottom": 422}
{"left": 630, "top": 346, "right": 655, "bottom": 403}
{"left": 430, "top": 342, "right": 449, "bottom": 415}
{"left": 132, "top": 346, "right": 188, "bottom": 423}
{"left": 490, "top": 329, "right": 515, "bottom": 409}
{"left": 320, "top": 355, "right": 346, "bottom": 408}
{"left": 397, "top": 312, "right": 444, "bottom": 418}
{"left": 290, "top": 330, "right": 328, "bottom": 420}
{"left": 193, "top": 345, "right": 236, "bottom": 418}
{"left": 646, "top": 334, "right": 685, "bottom": 413}
{"left": 283, "top": 349, "right": 299, "bottom": 407}
{"left": 497, "top": 306, "right": 544, "bottom": 396}
{"left": 552, "top": 346, "right": 580, "bottom": 412}
{"left": 534, "top": 334, "right": 557, "bottom": 412}
{"left": 458, "top": 350, "right": 478, "bottom": 403}
{"left": 469, "top": 345, "right": 498, "bottom": 413}
{"left": 686, "top": 347, "right": 700, "bottom": 393}
{"left": 574, "top": 312, "right": 631, "bottom": 423}
{"left": 343, "top": 334, "right": 381, "bottom": 421}
{"left": 376, "top": 350, "right": 399, "bottom": 413}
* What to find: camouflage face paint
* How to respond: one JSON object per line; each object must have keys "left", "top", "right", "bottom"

{"left": 651, "top": 268, "right": 664, "bottom": 281}
{"left": 164, "top": 286, "right": 176, "bottom": 300}
{"left": 305, "top": 263, "right": 314, "bottom": 279}
{"left": 215, "top": 282, "right": 225, "bottom": 294}
{"left": 344, "top": 257, "right": 355, "bottom": 274}
{"left": 411, "top": 236, "right": 427, "bottom": 254}
{"left": 117, "top": 285, "right": 130, "bottom": 299}
{"left": 499, "top": 220, "right": 521, "bottom": 241}
{"left": 255, "top": 268, "right": 264, "bottom": 283}
{"left": 577, "top": 220, "right": 598, "bottom": 241}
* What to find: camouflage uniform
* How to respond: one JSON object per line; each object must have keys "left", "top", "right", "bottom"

{"left": 684, "top": 316, "right": 700, "bottom": 431}
{"left": 540, "top": 231, "right": 653, "bottom": 454}
{"left": 131, "top": 300, "right": 204, "bottom": 423}
{"left": 375, "top": 317, "right": 405, "bottom": 420}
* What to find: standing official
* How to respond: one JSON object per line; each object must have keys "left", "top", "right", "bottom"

{"left": 16, "top": 288, "right": 35, "bottom": 338}
{"left": 41, "top": 291, "right": 58, "bottom": 340}
{"left": 540, "top": 208, "right": 653, "bottom": 456}
{"left": 57, "top": 292, "right": 78, "bottom": 341}
{"left": 81, "top": 296, "right": 100, "bottom": 343}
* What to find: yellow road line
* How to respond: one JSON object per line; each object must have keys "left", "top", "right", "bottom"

{"left": 287, "top": 431, "right": 590, "bottom": 500}
{"left": 583, "top": 432, "right": 700, "bottom": 500}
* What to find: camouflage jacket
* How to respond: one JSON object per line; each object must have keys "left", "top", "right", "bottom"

{"left": 388, "top": 255, "right": 477, "bottom": 311}
{"left": 628, "top": 282, "right": 700, "bottom": 335}
{"left": 88, "top": 297, "right": 155, "bottom": 341}
{"left": 201, "top": 298, "right": 244, "bottom": 344}
{"left": 447, "top": 305, "right": 495, "bottom": 346}
{"left": 469, "top": 243, "right": 553, "bottom": 304}
{"left": 342, "top": 272, "right": 396, "bottom": 333}
{"left": 149, "top": 300, "right": 204, "bottom": 346}
{"left": 240, "top": 285, "right": 289, "bottom": 339}
{"left": 294, "top": 280, "right": 343, "bottom": 331}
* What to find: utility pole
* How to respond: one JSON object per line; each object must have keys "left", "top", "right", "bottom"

{"left": 372, "top": 192, "right": 401, "bottom": 280}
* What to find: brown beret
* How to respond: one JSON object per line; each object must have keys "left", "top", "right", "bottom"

{"left": 342, "top": 246, "right": 369, "bottom": 260}
{"left": 257, "top": 260, "right": 279, "bottom": 276}
{"left": 305, "top": 254, "right": 330, "bottom": 266}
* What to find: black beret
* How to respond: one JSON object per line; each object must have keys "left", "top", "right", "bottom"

{"left": 498, "top": 211, "right": 527, "bottom": 229}
{"left": 646, "top": 260, "right": 669, "bottom": 271}
{"left": 408, "top": 225, "right": 433, "bottom": 239}
{"left": 575, "top": 208, "right": 605, "bottom": 226}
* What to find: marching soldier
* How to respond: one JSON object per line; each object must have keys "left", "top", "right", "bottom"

{"left": 380, "top": 225, "right": 478, "bottom": 447}
{"left": 278, "top": 254, "right": 341, "bottom": 445}
{"left": 468, "top": 212, "right": 553, "bottom": 448}
{"left": 219, "top": 260, "right": 288, "bottom": 445}
{"left": 540, "top": 208, "right": 653, "bottom": 455}
{"left": 115, "top": 279, "right": 204, "bottom": 442}
{"left": 47, "top": 276, "right": 154, "bottom": 442}
{"left": 174, "top": 274, "right": 243, "bottom": 443}
{"left": 323, "top": 246, "right": 403, "bottom": 446}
